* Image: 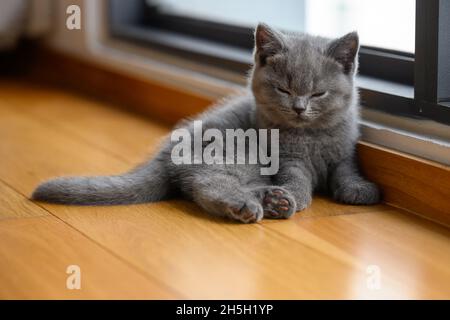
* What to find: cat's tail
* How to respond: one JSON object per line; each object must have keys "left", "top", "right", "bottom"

{"left": 31, "top": 157, "right": 170, "bottom": 205}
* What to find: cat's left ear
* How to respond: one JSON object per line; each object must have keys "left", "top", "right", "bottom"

{"left": 327, "top": 32, "right": 359, "bottom": 75}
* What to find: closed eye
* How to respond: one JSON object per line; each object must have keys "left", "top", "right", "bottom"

{"left": 275, "top": 87, "right": 291, "bottom": 95}
{"left": 311, "top": 91, "right": 327, "bottom": 98}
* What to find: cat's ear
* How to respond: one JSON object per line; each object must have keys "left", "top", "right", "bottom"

{"left": 254, "top": 23, "right": 285, "bottom": 66}
{"left": 327, "top": 32, "right": 359, "bottom": 74}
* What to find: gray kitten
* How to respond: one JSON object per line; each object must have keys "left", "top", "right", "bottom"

{"left": 32, "top": 23, "right": 380, "bottom": 223}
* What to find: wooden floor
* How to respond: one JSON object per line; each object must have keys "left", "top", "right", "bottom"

{"left": 0, "top": 80, "right": 449, "bottom": 299}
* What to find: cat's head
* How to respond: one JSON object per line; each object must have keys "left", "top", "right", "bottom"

{"left": 251, "top": 23, "right": 359, "bottom": 128}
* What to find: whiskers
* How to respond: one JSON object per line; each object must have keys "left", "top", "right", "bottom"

{"left": 305, "top": 110, "right": 321, "bottom": 117}
{"left": 279, "top": 109, "right": 293, "bottom": 115}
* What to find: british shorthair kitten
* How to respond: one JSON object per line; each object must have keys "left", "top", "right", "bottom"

{"left": 32, "top": 23, "right": 380, "bottom": 223}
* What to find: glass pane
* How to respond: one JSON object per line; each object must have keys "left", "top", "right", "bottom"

{"left": 150, "top": 0, "right": 415, "bottom": 53}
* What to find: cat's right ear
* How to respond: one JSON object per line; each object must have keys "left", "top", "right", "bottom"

{"left": 254, "top": 23, "right": 285, "bottom": 66}
{"left": 326, "top": 32, "right": 359, "bottom": 75}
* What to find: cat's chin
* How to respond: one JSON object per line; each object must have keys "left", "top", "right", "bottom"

{"left": 286, "top": 115, "right": 317, "bottom": 128}
{"left": 288, "top": 122, "right": 314, "bottom": 129}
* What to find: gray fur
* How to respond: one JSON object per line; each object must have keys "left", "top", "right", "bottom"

{"left": 32, "top": 23, "right": 380, "bottom": 223}
{"left": 33, "top": 155, "right": 170, "bottom": 205}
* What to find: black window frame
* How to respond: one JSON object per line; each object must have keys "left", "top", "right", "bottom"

{"left": 109, "top": 0, "right": 450, "bottom": 125}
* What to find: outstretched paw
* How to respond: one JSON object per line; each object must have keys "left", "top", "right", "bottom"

{"left": 227, "top": 200, "right": 264, "bottom": 224}
{"left": 333, "top": 180, "right": 381, "bottom": 205}
{"left": 261, "top": 187, "right": 296, "bottom": 219}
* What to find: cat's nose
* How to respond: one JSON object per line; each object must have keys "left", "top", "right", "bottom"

{"left": 293, "top": 105, "right": 306, "bottom": 115}
{"left": 293, "top": 97, "right": 308, "bottom": 115}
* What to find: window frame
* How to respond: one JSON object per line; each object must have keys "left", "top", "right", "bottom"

{"left": 108, "top": 0, "right": 450, "bottom": 125}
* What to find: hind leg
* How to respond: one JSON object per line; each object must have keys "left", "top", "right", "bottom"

{"left": 330, "top": 157, "right": 380, "bottom": 205}
{"left": 190, "top": 173, "right": 264, "bottom": 223}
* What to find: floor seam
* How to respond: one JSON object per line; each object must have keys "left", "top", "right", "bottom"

{"left": 0, "top": 176, "right": 185, "bottom": 299}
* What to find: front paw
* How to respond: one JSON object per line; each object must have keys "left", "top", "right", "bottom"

{"left": 261, "top": 187, "right": 297, "bottom": 219}
{"left": 227, "top": 200, "right": 264, "bottom": 224}
{"left": 333, "top": 180, "right": 381, "bottom": 205}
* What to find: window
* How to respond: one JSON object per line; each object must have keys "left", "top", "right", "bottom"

{"left": 109, "top": 0, "right": 450, "bottom": 125}
{"left": 152, "top": 0, "right": 415, "bottom": 53}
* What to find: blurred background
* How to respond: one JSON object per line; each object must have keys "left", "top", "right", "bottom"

{"left": 148, "top": 0, "right": 415, "bottom": 52}
{"left": 0, "top": 0, "right": 415, "bottom": 52}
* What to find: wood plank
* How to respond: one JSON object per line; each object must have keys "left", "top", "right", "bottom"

{"left": 41, "top": 201, "right": 372, "bottom": 299}
{"left": 358, "top": 142, "right": 450, "bottom": 227}
{"left": 45, "top": 198, "right": 450, "bottom": 299}
{"left": 0, "top": 206, "right": 178, "bottom": 299}
{"left": 0, "top": 181, "right": 48, "bottom": 220}
{"left": 0, "top": 105, "right": 131, "bottom": 196}
{"left": 265, "top": 209, "right": 450, "bottom": 299}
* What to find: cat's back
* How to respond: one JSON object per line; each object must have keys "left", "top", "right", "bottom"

{"left": 197, "top": 90, "right": 257, "bottom": 131}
